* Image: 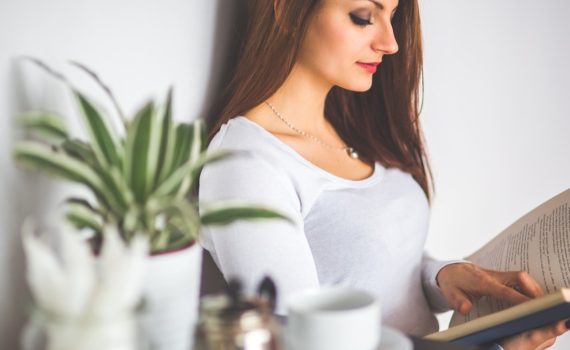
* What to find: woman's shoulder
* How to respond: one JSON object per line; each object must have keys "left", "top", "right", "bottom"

{"left": 209, "top": 116, "right": 276, "bottom": 153}
{"left": 208, "top": 116, "right": 305, "bottom": 176}
{"left": 203, "top": 116, "right": 297, "bottom": 190}
{"left": 200, "top": 117, "right": 303, "bottom": 213}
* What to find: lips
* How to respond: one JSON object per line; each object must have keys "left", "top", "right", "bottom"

{"left": 356, "top": 62, "right": 381, "bottom": 74}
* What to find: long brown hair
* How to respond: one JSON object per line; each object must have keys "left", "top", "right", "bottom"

{"left": 206, "top": 0, "right": 433, "bottom": 201}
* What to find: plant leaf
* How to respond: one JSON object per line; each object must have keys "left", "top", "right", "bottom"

{"left": 18, "top": 112, "right": 68, "bottom": 141}
{"left": 68, "top": 60, "right": 127, "bottom": 128}
{"left": 74, "top": 90, "right": 122, "bottom": 169}
{"left": 152, "top": 150, "right": 232, "bottom": 198}
{"left": 172, "top": 123, "right": 194, "bottom": 171}
{"left": 145, "top": 104, "right": 164, "bottom": 197}
{"left": 176, "top": 150, "right": 235, "bottom": 198}
{"left": 188, "top": 118, "right": 204, "bottom": 166}
{"left": 148, "top": 199, "right": 200, "bottom": 252}
{"left": 62, "top": 140, "right": 129, "bottom": 214}
{"left": 200, "top": 202, "right": 293, "bottom": 226}
{"left": 65, "top": 201, "right": 103, "bottom": 233}
{"left": 124, "top": 102, "right": 154, "bottom": 204}
{"left": 61, "top": 139, "right": 98, "bottom": 168}
{"left": 153, "top": 88, "right": 173, "bottom": 189}
{"left": 65, "top": 197, "right": 104, "bottom": 216}
{"left": 13, "top": 141, "right": 106, "bottom": 194}
{"left": 153, "top": 122, "right": 193, "bottom": 192}
{"left": 13, "top": 141, "right": 125, "bottom": 214}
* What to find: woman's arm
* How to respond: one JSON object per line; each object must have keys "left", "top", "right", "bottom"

{"left": 199, "top": 151, "right": 320, "bottom": 314}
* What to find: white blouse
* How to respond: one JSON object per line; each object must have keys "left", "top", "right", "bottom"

{"left": 199, "top": 116, "right": 460, "bottom": 336}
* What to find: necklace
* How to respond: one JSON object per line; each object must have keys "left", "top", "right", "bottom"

{"left": 264, "top": 101, "right": 359, "bottom": 159}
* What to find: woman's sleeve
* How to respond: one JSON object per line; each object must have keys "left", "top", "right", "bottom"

{"left": 421, "top": 253, "right": 473, "bottom": 313}
{"left": 198, "top": 152, "right": 320, "bottom": 314}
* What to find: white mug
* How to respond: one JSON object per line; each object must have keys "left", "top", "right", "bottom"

{"left": 284, "top": 287, "right": 381, "bottom": 350}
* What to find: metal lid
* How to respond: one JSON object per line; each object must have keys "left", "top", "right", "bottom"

{"left": 200, "top": 294, "right": 273, "bottom": 333}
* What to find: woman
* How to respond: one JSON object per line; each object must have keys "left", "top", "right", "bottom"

{"left": 199, "top": 0, "right": 568, "bottom": 348}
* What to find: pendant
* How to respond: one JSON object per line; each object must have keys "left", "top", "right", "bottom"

{"left": 346, "top": 147, "right": 359, "bottom": 159}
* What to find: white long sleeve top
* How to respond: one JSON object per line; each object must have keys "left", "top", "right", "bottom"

{"left": 199, "top": 116, "right": 461, "bottom": 336}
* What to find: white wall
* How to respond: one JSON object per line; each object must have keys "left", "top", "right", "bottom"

{"left": 0, "top": 0, "right": 241, "bottom": 347}
{"left": 421, "top": 1, "right": 570, "bottom": 347}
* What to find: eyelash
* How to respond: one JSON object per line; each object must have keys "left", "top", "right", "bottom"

{"left": 349, "top": 13, "right": 373, "bottom": 27}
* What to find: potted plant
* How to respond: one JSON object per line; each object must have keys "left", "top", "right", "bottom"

{"left": 12, "top": 58, "right": 290, "bottom": 350}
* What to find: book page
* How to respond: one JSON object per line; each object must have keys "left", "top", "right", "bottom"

{"left": 450, "top": 189, "right": 570, "bottom": 327}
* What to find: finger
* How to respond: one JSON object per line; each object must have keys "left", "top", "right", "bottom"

{"left": 536, "top": 337, "right": 556, "bottom": 350}
{"left": 444, "top": 287, "right": 473, "bottom": 315}
{"left": 485, "top": 279, "right": 531, "bottom": 306}
{"left": 527, "top": 320, "right": 568, "bottom": 346}
{"left": 508, "top": 271, "right": 544, "bottom": 298}
{"left": 485, "top": 269, "right": 544, "bottom": 298}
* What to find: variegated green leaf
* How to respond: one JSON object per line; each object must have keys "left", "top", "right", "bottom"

{"left": 172, "top": 123, "right": 194, "bottom": 171}
{"left": 144, "top": 103, "right": 164, "bottom": 196}
{"left": 200, "top": 202, "right": 293, "bottom": 226}
{"left": 153, "top": 122, "right": 193, "bottom": 192}
{"left": 61, "top": 139, "right": 98, "bottom": 168}
{"left": 151, "top": 199, "right": 200, "bottom": 252}
{"left": 62, "top": 140, "right": 129, "bottom": 214}
{"left": 154, "top": 88, "right": 173, "bottom": 189}
{"left": 74, "top": 90, "right": 122, "bottom": 169}
{"left": 173, "top": 119, "right": 207, "bottom": 196}
{"left": 198, "top": 118, "right": 207, "bottom": 152}
{"left": 68, "top": 60, "right": 127, "bottom": 129}
{"left": 65, "top": 201, "right": 103, "bottom": 233}
{"left": 125, "top": 101, "right": 154, "bottom": 203}
{"left": 13, "top": 141, "right": 125, "bottom": 215}
{"left": 188, "top": 119, "right": 204, "bottom": 165}
{"left": 95, "top": 166, "right": 130, "bottom": 214}
{"left": 65, "top": 197, "right": 103, "bottom": 216}
{"left": 13, "top": 141, "right": 105, "bottom": 192}
{"left": 19, "top": 112, "right": 68, "bottom": 141}
{"left": 152, "top": 150, "right": 232, "bottom": 198}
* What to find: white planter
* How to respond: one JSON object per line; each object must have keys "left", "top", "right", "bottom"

{"left": 142, "top": 243, "right": 203, "bottom": 350}
{"left": 21, "top": 312, "right": 139, "bottom": 350}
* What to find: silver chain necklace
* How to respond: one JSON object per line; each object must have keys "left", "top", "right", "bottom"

{"left": 264, "top": 101, "right": 359, "bottom": 159}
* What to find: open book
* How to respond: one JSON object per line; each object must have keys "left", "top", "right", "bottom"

{"left": 425, "top": 188, "right": 570, "bottom": 345}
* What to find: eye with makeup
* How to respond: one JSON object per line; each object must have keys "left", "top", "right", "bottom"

{"left": 349, "top": 12, "right": 373, "bottom": 27}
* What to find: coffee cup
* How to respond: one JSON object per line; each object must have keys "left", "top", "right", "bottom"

{"left": 284, "top": 287, "right": 381, "bottom": 350}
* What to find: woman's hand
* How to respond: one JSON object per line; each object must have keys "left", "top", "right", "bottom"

{"left": 499, "top": 319, "right": 568, "bottom": 350}
{"left": 436, "top": 263, "right": 569, "bottom": 349}
{"left": 436, "top": 263, "right": 542, "bottom": 315}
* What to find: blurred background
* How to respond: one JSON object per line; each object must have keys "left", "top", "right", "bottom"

{"left": 0, "top": 0, "right": 568, "bottom": 348}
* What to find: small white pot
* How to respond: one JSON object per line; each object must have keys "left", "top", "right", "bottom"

{"left": 141, "top": 242, "right": 203, "bottom": 350}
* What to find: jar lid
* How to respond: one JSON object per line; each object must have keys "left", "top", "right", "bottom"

{"left": 200, "top": 294, "right": 273, "bottom": 332}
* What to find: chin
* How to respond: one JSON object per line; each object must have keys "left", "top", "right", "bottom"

{"left": 338, "top": 79, "right": 373, "bottom": 93}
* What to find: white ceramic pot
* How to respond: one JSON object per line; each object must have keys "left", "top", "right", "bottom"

{"left": 21, "top": 311, "right": 140, "bottom": 350}
{"left": 141, "top": 242, "right": 203, "bottom": 350}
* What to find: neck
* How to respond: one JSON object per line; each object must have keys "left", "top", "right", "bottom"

{"left": 266, "top": 63, "right": 333, "bottom": 134}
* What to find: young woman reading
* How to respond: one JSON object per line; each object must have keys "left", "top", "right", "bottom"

{"left": 199, "top": 1, "right": 569, "bottom": 348}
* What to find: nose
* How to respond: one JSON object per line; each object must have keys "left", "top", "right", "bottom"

{"left": 372, "top": 21, "right": 399, "bottom": 55}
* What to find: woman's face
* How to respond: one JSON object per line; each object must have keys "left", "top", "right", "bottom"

{"left": 296, "top": 0, "right": 399, "bottom": 92}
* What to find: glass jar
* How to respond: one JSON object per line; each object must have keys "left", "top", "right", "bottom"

{"left": 195, "top": 294, "right": 282, "bottom": 350}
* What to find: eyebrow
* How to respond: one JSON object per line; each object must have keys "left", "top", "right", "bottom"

{"left": 355, "top": 0, "right": 398, "bottom": 11}
{"left": 368, "top": 0, "right": 384, "bottom": 9}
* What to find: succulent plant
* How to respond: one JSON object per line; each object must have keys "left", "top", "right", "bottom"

{"left": 13, "top": 58, "right": 289, "bottom": 253}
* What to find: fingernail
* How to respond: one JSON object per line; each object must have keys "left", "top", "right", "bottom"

{"left": 565, "top": 320, "right": 570, "bottom": 329}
